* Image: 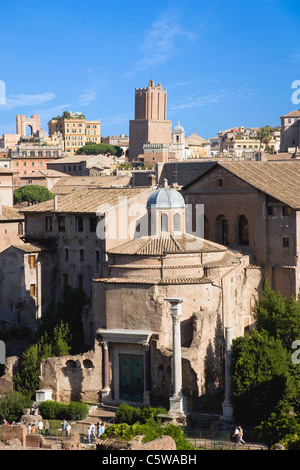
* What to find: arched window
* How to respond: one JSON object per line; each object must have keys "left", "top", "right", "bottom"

{"left": 174, "top": 213, "right": 181, "bottom": 231}
{"left": 238, "top": 215, "right": 249, "bottom": 245}
{"left": 161, "top": 213, "right": 168, "bottom": 232}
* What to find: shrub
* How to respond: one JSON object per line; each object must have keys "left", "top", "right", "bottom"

{"left": 115, "top": 403, "right": 167, "bottom": 425}
{"left": 39, "top": 400, "right": 88, "bottom": 420}
{"left": 102, "top": 421, "right": 195, "bottom": 450}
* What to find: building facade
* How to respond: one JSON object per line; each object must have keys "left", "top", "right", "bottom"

{"left": 89, "top": 185, "right": 262, "bottom": 411}
{"left": 181, "top": 161, "right": 300, "bottom": 299}
{"left": 280, "top": 109, "right": 300, "bottom": 153}
{"left": 48, "top": 112, "right": 101, "bottom": 156}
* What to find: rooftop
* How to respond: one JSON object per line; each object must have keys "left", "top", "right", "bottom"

{"left": 106, "top": 233, "right": 227, "bottom": 256}
{"left": 182, "top": 161, "right": 300, "bottom": 209}
{"left": 21, "top": 186, "right": 152, "bottom": 214}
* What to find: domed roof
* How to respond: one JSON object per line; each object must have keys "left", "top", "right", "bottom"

{"left": 173, "top": 121, "right": 185, "bottom": 133}
{"left": 147, "top": 185, "right": 185, "bottom": 209}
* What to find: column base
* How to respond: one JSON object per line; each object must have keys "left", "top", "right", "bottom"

{"left": 222, "top": 398, "right": 234, "bottom": 421}
{"left": 101, "top": 387, "right": 111, "bottom": 401}
{"left": 168, "top": 392, "right": 188, "bottom": 417}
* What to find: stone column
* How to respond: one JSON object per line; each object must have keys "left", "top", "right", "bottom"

{"left": 101, "top": 341, "right": 111, "bottom": 401}
{"left": 222, "top": 326, "right": 234, "bottom": 420}
{"left": 165, "top": 298, "right": 187, "bottom": 416}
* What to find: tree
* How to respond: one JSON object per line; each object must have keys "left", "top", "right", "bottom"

{"left": 14, "top": 185, "right": 54, "bottom": 205}
{"left": 0, "top": 391, "right": 33, "bottom": 422}
{"left": 76, "top": 142, "right": 122, "bottom": 157}
{"left": 254, "top": 281, "right": 300, "bottom": 349}
{"left": 231, "top": 329, "right": 290, "bottom": 424}
{"left": 257, "top": 125, "right": 272, "bottom": 146}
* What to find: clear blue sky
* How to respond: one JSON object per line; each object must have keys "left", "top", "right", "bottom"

{"left": 0, "top": 0, "right": 300, "bottom": 139}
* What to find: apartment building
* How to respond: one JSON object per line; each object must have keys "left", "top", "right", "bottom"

{"left": 48, "top": 112, "right": 101, "bottom": 156}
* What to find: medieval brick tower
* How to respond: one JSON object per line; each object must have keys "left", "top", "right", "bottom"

{"left": 129, "top": 80, "right": 172, "bottom": 161}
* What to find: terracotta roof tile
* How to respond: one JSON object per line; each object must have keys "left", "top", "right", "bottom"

{"left": 107, "top": 233, "right": 226, "bottom": 256}
{"left": 21, "top": 187, "right": 152, "bottom": 214}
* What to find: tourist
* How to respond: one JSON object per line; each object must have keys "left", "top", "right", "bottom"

{"left": 238, "top": 426, "right": 246, "bottom": 445}
{"left": 66, "top": 423, "right": 71, "bottom": 438}
{"left": 87, "top": 425, "right": 92, "bottom": 443}
{"left": 38, "top": 419, "right": 43, "bottom": 434}
{"left": 44, "top": 419, "right": 50, "bottom": 436}
{"left": 62, "top": 419, "right": 67, "bottom": 436}
{"left": 232, "top": 426, "right": 240, "bottom": 444}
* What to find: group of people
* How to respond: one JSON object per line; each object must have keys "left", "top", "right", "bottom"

{"left": 62, "top": 419, "right": 72, "bottom": 437}
{"left": 87, "top": 421, "right": 106, "bottom": 442}
{"left": 232, "top": 425, "right": 246, "bottom": 446}
{"left": 27, "top": 419, "right": 50, "bottom": 435}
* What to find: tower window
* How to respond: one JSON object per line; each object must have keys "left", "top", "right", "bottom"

{"left": 174, "top": 213, "right": 181, "bottom": 231}
{"left": 161, "top": 213, "right": 168, "bottom": 232}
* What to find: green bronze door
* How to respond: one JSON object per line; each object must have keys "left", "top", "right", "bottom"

{"left": 119, "top": 354, "right": 144, "bottom": 402}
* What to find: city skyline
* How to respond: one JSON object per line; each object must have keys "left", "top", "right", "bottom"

{"left": 0, "top": 0, "right": 300, "bottom": 139}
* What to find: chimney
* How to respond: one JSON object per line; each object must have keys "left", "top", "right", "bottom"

{"left": 0, "top": 198, "right": 2, "bottom": 217}
{"left": 54, "top": 195, "right": 58, "bottom": 211}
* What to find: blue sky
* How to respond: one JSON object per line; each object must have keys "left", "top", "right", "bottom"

{"left": 0, "top": 0, "right": 300, "bottom": 139}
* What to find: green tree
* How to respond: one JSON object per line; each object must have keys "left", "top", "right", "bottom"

{"left": 231, "top": 329, "right": 290, "bottom": 424}
{"left": 254, "top": 281, "right": 300, "bottom": 349}
{"left": 0, "top": 391, "right": 33, "bottom": 422}
{"left": 14, "top": 185, "right": 54, "bottom": 205}
{"left": 76, "top": 142, "right": 122, "bottom": 157}
{"left": 256, "top": 125, "right": 272, "bottom": 146}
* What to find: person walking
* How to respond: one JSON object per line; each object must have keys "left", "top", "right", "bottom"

{"left": 238, "top": 426, "right": 246, "bottom": 445}
{"left": 232, "top": 426, "right": 240, "bottom": 444}
{"left": 44, "top": 419, "right": 50, "bottom": 436}
{"left": 38, "top": 419, "right": 43, "bottom": 435}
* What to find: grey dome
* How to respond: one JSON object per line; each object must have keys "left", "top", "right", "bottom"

{"left": 147, "top": 187, "right": 185, "bottom": 209}
{"left": 173, "top": 121, "right": 185, "bottom": 133}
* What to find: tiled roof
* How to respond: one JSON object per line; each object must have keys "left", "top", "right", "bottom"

{"left": 21, "top": 187, "right": 152, "bottom": 214}
{"left": 52, "top": 175, "right": 131, "bottom": 194}
{"left": 183, "top": 161, "right": 300, "bottom": 209}
{"left": 93, "top": 276, "right": 213, "bottom": 285}
{"left": 107, "top": 233, "right": 226, "bottom": 256}
{"left": 0, "top": 206, "right": 24, "bottom": 221}
{"left": 12, "top": 242, "right": 54, "bottom": 252}
{"left": 281, "top": 109, "right": 300, "bottom": 118}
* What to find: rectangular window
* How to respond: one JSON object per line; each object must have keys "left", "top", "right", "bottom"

{"left": 76, "top": 216, "right": 84, "bottom": 232}
{"left": 64, "top": 248, "right": 69, "bottom": 260}
{"left": 78, "top": 274, "right": 83, "bottom": 288}
{"left": 63, "top": 274, "right": 68, "bottom": 286}
{"left": 89, "top": 217, "right": 97, "bottom": 232}
{"left": 267, "top": 206, "right": 275, "bottom": 216}
{"left": 96, "top": 250, "right": 100, "bottom": 263}
{"left": 30, "top": 284, "right": 36, "bottom": 297}
{"left": 282, "top": 206, "right": 291, "bottom": 217}
{"left": 80, "top": 249, "right": 84, "bottom": 261}
{"left": 58, "top": 216, "right": 66, "bottom": 232}
{"left": 29, "top": 255, "right": 36, "bottom": 269}
{"left": 45, "top": 216, "right": 53, "bottom": 232}
{"left": 283, "top": 237, "right": 290, "bottom": 248}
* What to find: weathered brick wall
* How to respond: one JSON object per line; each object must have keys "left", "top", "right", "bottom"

{"left": 0, "top": 425, "right": 27, "bottom": 446}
